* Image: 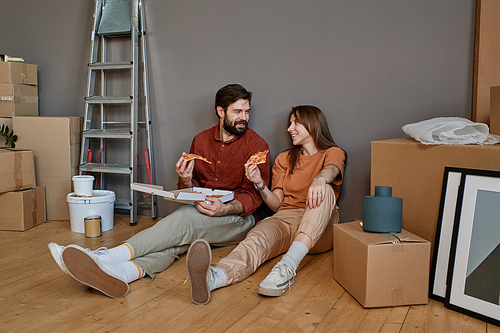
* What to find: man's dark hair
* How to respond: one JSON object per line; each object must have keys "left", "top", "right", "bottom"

{"left": 214, "top": 84, "right": 252, "bottom": 118}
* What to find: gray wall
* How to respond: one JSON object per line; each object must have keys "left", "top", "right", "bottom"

{"left": 0, "top": 0, "right": 476, "bottom": 222}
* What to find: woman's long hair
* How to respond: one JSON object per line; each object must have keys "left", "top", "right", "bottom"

{"left": 287, "top": 105, "right": 346, "bottom": 173}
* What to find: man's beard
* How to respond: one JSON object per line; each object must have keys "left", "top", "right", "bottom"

{"left": 223, "top": 114, "right": 248, "bottom": 136}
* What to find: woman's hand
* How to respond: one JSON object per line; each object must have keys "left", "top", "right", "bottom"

{"left": 176, "top": 153, "right": 194, "bottom": 188}
{"left": 245, "top": 162, "right": 263, "bottom": 188}
{"left": 246, "top": 161, "right": 283, "bottom": 211}
{"left": 307, "top": 164, "right": 339, "bottom": 209}
{"left": 306, "top": 178, "right": 326, "bottom": 209}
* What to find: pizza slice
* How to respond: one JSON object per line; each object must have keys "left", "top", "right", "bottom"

{"left": 182, "top": 152, "right": 212, "bottom": 164}
{"left": 247, "top": 150, "right": 269, "bottom": 165}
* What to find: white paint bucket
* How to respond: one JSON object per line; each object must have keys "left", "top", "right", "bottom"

{"left": 72, "top": 175, "right": 95, "bottom": 196}
{"left": 67, "top": 190, "right": 115, "bottom": 233}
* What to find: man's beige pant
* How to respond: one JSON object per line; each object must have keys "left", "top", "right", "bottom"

{"left": 126, "top": 205, "right": 255, "bottom": 279}
{"left": 217, "top": 185, "right": 338, "bottom": 285}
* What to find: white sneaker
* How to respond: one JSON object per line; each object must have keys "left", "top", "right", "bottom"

{"left": 62, "top": 244, "right": 129, "bottom": 298}
{"left": 258, "top": 262, "right": 296, "bottom": 297}
{"left": 48, "top": 243, "right": 68, "bottom": 274}
{"left": 48, "top": 243, "right": 109, "bottom": 275}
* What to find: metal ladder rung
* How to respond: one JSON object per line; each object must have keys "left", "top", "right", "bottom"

{"left": 98, "top": 30, "right": 132, "bottom": 37}
{"left": 80, "top": 162, "right": 132, "bottom": 174}
{"left": 115, "top": 198, "right": 131, "bottom": 210}
{"left": 104, "top": 121, "right": 148, "bottom": 125}
{"left": 89, "top": 61, "right": 133, "bottom": 70}
{"left": 85, "top": 96, "right": 132, "bottom": 104}
{"left": 83, "top": 120, "right": 148, "bottom": 125}
{"left": 115, "top": 198, "right": 156, "bottom": 210}
{"left": 82, "top": 129, "right": 133, "bottom": 139}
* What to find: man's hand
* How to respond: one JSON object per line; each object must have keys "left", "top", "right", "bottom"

{"left": 176, "top": 154, "right": 194, "bottom": 188}
{"left": 194, "top": 197, "right": 244, "bottom": 217}
{"left": 194, "top": 197, "right": 225, "bottom": 216}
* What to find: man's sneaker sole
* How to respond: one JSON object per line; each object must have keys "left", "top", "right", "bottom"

{"left": 62, "top": 245, "right": 129, "bottom": 298}
{"left": 257, "top": 277, "right": 295, "bottom": 297}
{"left": 186, "top": 239, "right": 211, "bottom": 305}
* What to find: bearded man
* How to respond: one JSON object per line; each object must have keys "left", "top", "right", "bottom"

{"left": 49, "top": 84, "right": 270, "bottom": 298}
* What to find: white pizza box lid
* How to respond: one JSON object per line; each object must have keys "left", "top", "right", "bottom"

{"left": 131, "top": 183, "right": 234, "bottom": 204}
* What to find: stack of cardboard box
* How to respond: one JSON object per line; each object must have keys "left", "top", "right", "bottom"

{"left": 0, "top": 62, "right": 37, "bottom": 147}
{"left": 0, "top": 149, "right": 46, "bottom": 230}
{"left": 0, "top": 61, "right": 46, "bottom": 231}
{"left": 13, "top": 116, "right": 83, "bottom": 221}
{"left": 0, "top": 62, "right": 38, "bottom": 117}
{"left": 0, "top": 61, "right": 82, "bottom": 228}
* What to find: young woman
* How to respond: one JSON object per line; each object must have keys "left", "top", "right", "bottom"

{"left": 186, "top": 105, "right": 346, "bottom": 305}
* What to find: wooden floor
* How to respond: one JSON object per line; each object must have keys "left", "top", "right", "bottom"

{"left": 1, "top": 214, "right": 499, "bottom": 333}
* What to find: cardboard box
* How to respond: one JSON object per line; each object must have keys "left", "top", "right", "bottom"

{"left": 0, "top": 83, "right": 39, "bottom": 117}
{"left": 371, "top": 138, "right": 500, "bottom": 246}
{"left": 491, "top": 86, "right": 500, "bottom": 135}
{"left": 0, "top": 187, "right": 46, "bottom": 231}
{"left": 0, "top": 118, "right": 13, "bottom": 147}
{"left": 473, "top": 0, "right": 500, "bottom": 124}
{"left": 333, "top": 221, "right": 431, "bottom": 308}
{"left": 0, "top": 62, "right": 37, "bottom": 85}
{"left": 0, "top": 148, "right": 36, "bottom": 193}
{"left": 12, "top": 117, "right": 82, "bottom": 220}
{"left": 131, "top": 183, "right": 234, "bottom": 204}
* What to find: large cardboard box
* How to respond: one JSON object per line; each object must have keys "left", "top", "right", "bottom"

{"left": 12, "top": 117, "right": 82, "bottom": 220}
{"left": 0, "top": 117, "right": 13, "bottom": 147}
{"left": 0, "top": 83, "right": 39, "bottom": 117}
{"left": 371, "top": 138, "right": 500, "bottom": 246}
{"left": 333, "top": 221, "right": 431, "bottom": 308}
{"left": 0, "top": 187, "right": 46, "bottom": 231}
{"left": 0, "top": 148, "right": 36, "bottom": 193}
{"left": 0, "top": 62, "right": 37, "bottom": 85}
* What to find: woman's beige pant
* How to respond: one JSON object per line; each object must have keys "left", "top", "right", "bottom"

{"left": 217, "top": 184, "right": 339, "bottom": 285}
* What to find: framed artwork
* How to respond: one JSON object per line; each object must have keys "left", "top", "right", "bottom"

{"left": 429, "top": 167, "right": 464, "bottom": 301}
{"left": 445, "top": 169, "right": 500, "bottom": 326}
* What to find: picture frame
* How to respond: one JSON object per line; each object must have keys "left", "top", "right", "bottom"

{"left": 445, "top": 168, "right": 500, "bottom": 326}
{"left": 429, "top": 167, "right": 464, "bottom": 302}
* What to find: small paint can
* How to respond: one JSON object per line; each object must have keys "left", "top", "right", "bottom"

{"left": 84, "top": 215, "right": 102, "bottom": 238}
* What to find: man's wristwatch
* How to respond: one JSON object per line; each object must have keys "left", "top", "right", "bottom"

{"left": 254, "top": 181, "right": 265, "bottom": 191}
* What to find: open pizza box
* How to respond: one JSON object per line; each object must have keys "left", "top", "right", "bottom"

{"left": 131, "top": 183, "right": 234, "bottom": 204}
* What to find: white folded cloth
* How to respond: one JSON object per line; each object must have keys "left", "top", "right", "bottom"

{"left": 402, "top": 117, "right": 500, "bottom": 145}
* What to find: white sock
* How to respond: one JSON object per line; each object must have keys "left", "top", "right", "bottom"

{"left": 280, "top": 241, "right": 309, "bottom": 272}
{"left": 97, "top": 243, "right": 134, "bottom": 265}
{"left": 114, "top": 261, "right": 146, "bottom": 283}
{"left": 210, "top": 267, "right": 227, "bottom": 291}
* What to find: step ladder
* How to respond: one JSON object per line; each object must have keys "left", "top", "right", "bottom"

{"left": 79, "top": 0, "right": 156, "bottom": 225}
